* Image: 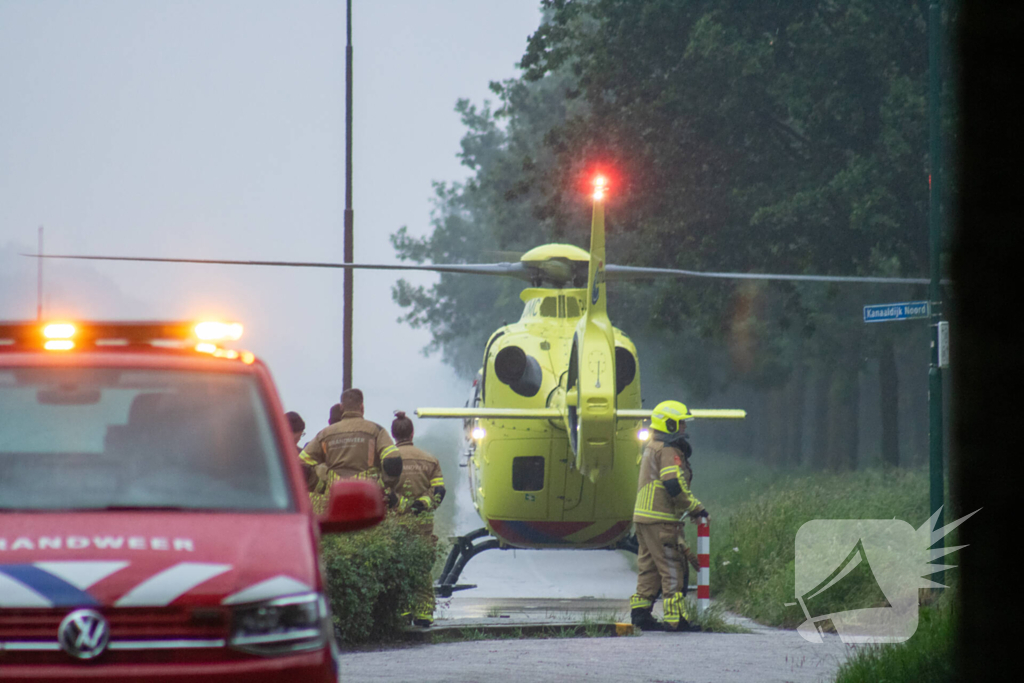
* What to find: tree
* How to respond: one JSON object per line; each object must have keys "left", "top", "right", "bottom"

{"left": 394, "top": 0, "right": 937, "bottom": 468}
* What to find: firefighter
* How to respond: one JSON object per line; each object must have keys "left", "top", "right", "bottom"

{"left": 384, "top": 410, "right": 445, "bottom": 627}
{"left": 630, "top": 400, "right": 708, "bottom": 632}
{"left": 285, "top": 411, "right": 305, "bottom": 448}
{"left": 286, "top": 411, "right": 318, "bottom": 491}
{"left": 298, "top": 388, "right": 400, "bottom": 494}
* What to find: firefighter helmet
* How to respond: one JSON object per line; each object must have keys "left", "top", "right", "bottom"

{"left": 650, "top": 400, "right": 694, "bottom": 434}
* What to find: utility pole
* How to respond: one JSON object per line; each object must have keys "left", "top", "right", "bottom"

{"left": 36, "top": 226, "right": 44, "bottom": 320}
{"left": 343, "top": 0, "right": 354, "bottom": 391}
{"left": 927, "top": 0, "right": 945, "bottom": 585}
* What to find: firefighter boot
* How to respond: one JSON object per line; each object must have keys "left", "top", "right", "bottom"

{"left": 665, "top": 617, "right": 701, "bottom": 632}
{"left": 630, "top": 607, "right": 664, "bottom": 631}
{"left": 663, "top": 592, "right": 700, "bottom": 632}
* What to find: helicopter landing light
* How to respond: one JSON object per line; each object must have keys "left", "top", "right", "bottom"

{"left": 472, "top": 426, "right": 486, "bottom": 440}
{"left": 637, "top": 428, "right": 651, "bottom": 441}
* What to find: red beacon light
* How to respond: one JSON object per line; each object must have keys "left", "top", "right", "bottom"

{"left": 592, "top": 175, "right": 609, "bottom": 201}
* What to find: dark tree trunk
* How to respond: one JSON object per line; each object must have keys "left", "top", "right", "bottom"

{"left": 826, "top": 366, "right": 860, "bottom": 471}
{"left": 879, "top": 337, "right": 900, "bottom": 467}
{"left": 811, "top": 366, "right": 832, "bottom": 470}
{"left": 742, "top": 386, "right": 757, "bottom": 458}
{"left": 788, "top": 364, "right": 807, "bottom": 467}
{"left": 766, "top": 387, "right": 785, "bottom": 466}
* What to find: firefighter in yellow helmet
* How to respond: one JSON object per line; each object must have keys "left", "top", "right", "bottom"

{"left": 630, "top": 400, "right": 707, "bottom": 632}
{"left": 298, "top": 388, "right": 401, "bottom": 502}
{"left": 381, "top": 411, "right": 446, "bottom": 627}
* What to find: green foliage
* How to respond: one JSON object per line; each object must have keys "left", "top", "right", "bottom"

{"left": 319, "top": 516, "right": 439, "bottom": 644}
{"left": 684, "top": 597, "right": 751, "bottom": 634}
{"left": 713, "top": 467, "right": 929, "bottom": 627}
{"left": 834, "top": 602, "right": 956, "bottom": 683}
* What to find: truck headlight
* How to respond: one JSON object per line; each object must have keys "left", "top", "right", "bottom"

{"left": 229, "top": 593, "right": 329, "bottom": 655}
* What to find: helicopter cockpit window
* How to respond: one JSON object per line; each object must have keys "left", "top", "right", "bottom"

{"left": 539, "top": 297, "right": 558, "bottom": 317}
{"left": 565, "top": 297, "right": 580, "bottom": 318}
{"left": 512, "top": 456, "right": 545, "bottom": 491}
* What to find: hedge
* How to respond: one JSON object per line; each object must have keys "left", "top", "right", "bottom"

{"left": 319, "top": 515, "right": 439, "bottom": 644}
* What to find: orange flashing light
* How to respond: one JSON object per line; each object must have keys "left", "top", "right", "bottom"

{"left": 43, "top": 323, "right": 76, "bottom": 339}
{"left": 194, "top": 321, "right": 243, "bottom": 342}
{"left": 44, "top": 340, "right": 75, "bottom": 351}
{"left": 195, "top": 341, "right": 254, "bottom": 364}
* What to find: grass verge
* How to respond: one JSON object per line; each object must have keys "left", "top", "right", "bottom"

{"left": 834, "top": 599, "right": 955, "bottom": 683}
{"left": 685, "top": 598, "right": 750, "bottom": 634}
{"left": 707, "top": 464, "right": 929, "bottom": 628}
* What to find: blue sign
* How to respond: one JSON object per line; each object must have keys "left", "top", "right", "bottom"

{"left": 863, "top": 301, "right": 930, "bottom": 323}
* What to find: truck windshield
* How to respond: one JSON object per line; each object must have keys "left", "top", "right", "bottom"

{"left": 0, "top": 367, "right": 292, "bottom": 511}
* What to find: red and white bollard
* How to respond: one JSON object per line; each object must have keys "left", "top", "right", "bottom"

{"left": 697, "top": 518, "right": 710, "bottom": 615}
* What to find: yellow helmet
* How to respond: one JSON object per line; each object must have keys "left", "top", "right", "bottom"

{"left": 650, "top": 400, "right": 694, "bottom": 434}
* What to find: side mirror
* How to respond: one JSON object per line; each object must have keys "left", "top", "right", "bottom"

{"left": 318, "top": 479, "right": 386, "bottom": 534}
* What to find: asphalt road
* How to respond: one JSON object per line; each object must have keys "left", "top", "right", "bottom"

{"left": 339, "top": 627, "right": 855, "bottom": 683}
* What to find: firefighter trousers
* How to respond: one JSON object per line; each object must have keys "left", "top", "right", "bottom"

{"left": 631, "top": 522, "right": 690, "bottom": 625}
{"left": 396, "top": 518, "right": 436, "bottom": 623}
{"left": 415, "top": 532, "right": 437, "bottom": 621}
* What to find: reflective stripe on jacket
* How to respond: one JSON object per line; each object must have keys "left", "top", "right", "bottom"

{"left": 633, "top": 437, "right": 701, "bottom": 523}
{"left": 384, "top": 441, "right": 445, "bottom": 514}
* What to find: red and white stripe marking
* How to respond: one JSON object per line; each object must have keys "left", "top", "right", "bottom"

{"left": 697, "top": 519, "right": 710, "bottom": 614}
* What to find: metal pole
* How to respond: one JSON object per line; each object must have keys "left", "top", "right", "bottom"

{"left": 927, "top": 0, "right": 944, "bottom": 586}
{"left": 697, "top": 518, "right": 710, "bottom": 615}
{"left": 37, "top": 226, "right": 43, "bottom": 320}
{"left": 343, "top": 0, "right": 354, "bottom": 391}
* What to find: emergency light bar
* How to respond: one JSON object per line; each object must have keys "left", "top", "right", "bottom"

{"left": 0, "top": 320, "right": 251, "bottom": 362}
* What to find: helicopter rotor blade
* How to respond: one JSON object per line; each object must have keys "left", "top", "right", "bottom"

{"left": 23, "top": 253, "right": 534, "bottom": 281}
{"left": 23, "top": 253, "right": 947, "bottom": 287}
{"left": 604, "top": 264, "right": 949, "bottom": 286}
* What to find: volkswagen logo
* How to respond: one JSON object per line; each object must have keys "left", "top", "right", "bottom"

{"left": 58, "top": 609, "right": 110, "bottom": 659}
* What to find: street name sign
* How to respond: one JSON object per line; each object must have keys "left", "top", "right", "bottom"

{"left": 863, "top": 301, "right": 930, "bottom": 323}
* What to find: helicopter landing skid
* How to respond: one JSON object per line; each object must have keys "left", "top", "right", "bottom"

{"left": 435, "top": 528, "right": 505, "bottom": 598}
{"left": 615, "top": 532, "right": 639, "bottom": 554}
{"left": 435, "top": 529, "right": 642, "bottom": 598}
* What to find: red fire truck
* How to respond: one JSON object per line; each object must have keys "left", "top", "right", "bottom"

{"left": 0, "top": 320, "right": 383, "bottom": 681}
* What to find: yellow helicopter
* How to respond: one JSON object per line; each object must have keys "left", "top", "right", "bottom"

{"left": 34, "top": 174, "right": 935, "bottom": 595}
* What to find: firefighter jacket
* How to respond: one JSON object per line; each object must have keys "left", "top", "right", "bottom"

{"left": 383, "top": 441, "right": 445, "bottom": 515}
{"left": 632, "top": 434, "right": 702, "bottom": 524}
{"left": 299, "top": 412, "right": 399, "bottom": 489}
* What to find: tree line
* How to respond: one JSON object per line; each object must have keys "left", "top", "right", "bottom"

{"left": 391, "top": 0, "right": 953, "bottom": 470}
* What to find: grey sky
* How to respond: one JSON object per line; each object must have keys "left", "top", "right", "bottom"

{"left": 0, "top": 0, "right": 541, "bottom": 431}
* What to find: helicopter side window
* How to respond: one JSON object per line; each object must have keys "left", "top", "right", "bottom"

{"left": 539, "top": 297, "right": 558, "bottom": 317}
{"left": 512, "top": 456, "right": 545, "bottom": 491}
